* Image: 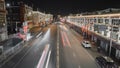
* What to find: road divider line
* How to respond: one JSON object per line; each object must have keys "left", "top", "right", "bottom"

{"left": 78, "top": 65, "right": 81, "bottom": 68}
{"left": 45, "top": 50, "right": 51, "bottom": 68}
{"left": 56, "top": 25, "right": 60, "bottom": 68}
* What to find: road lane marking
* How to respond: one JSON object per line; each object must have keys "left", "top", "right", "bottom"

{"left": 63, "top": 26, "right": 68, "bottom": 31}
{"left": 45, "top": 50, "right": 51, "bottom": 68}
{"left": 13, "top": 41, "right": 38, "bottom": 68}
{"left": 81, "top": 46, "right": 95, "bottom": 61}
{"left": 60, "top": 31, "right": 66, "bottom": 47}
{"left": 57, "top": 25, "right": 60, "bottom": 68}
{"left": 42, "top": 28, "right": 51, "bottom": 41}
{"left": 57, "top": 48, "right": 59, "bottom": 68}
{"left": 57, "top": 45, "right": 59, "bottom": 49}
{"left": 63, "top": 31, "right": 71, "bottom": 48}
{"left": 37, "top": 50, "right": 46, "bottom": 68}
{"left": 78, "top": 65, "right": 81, "bottom": 68}
{"left": 69, "top": 28, "right": 95, "bottom": 61}
{"left": 37, "top": 44, "right": 50, "bottom": 68}
{"left": 73, "top": 52, "right": 76, "bottom": 57}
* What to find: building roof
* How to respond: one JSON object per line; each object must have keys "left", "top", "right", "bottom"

{"left": 81, "top": 8, "right": 120, "bottom": 15}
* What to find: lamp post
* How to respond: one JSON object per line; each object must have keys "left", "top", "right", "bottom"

{"left": 15, "top": 22, "right": 18, "bottom": 32}
{"left": 109, "top": 17, "right": 113, "bottom": 57}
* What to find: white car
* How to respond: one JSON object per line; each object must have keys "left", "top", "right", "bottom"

{"left": 81, "top": 41, "right": 91, "bottom": 48}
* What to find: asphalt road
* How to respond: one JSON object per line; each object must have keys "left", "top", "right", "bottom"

{"left": 1, "top": 22, "right": 101, "bottom": 68}
{"left": 59, "top": 23, "right": 100, "bottom": 68}
{"left": 1, "top": 24, "right": 57, "bottom": 68}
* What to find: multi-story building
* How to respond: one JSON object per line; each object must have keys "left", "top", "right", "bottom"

{"left": 20, "top": 3, "right": 33, "bottom": 23}
{"left": 0, "top": 0, "right": 8, "bottom": 41}
{"left": 31, "top": 11, "right": 53, "bottom": 27}
{"left": 32, "top": 11, "right": 42, "bottom": 25}
{"left": 6, "top": 1, "right": 21, "bottom": 34}
{"left": 45, "top": 14, "right": 53, "bottom": 24}
{"left": 6, "top": 1, "right": 33, "bottom": 34}
{"left": 67, "top": 12, "right": 120, "bottom": 61}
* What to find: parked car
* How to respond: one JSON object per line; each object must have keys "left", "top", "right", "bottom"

{"left": 107, "top": 62, "right": 119, "bottom": 68}
{"left": 95, "top": 56, "right": 108, "bottom": 68}
{"left": 81, "top": 40, "right": 91, "bottom": 48}
{"left": 95, "top": 56, "right": 119, "bottom": 68}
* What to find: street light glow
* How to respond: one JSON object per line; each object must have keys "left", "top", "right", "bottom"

{"left": 7, "top": 3, "right": 10, "bottom": 7}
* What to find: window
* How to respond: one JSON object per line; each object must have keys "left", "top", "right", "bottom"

{"left": 105, "top": 19, "right": 109, "bottom": 24}
{"left": 0, "top": 35, "right": 1, "bottom": 42}
{"left": 98, "top": 31, "right": 102, "bottom": 34}
{"left": 0, "top": 3, "right": 4, "bottom": 10}
{"left": 113, "top": 27, "right": 119, "bottom": 32}
{"left": 94, "top": 19, "right": 96, "bottom": 23}
{"left": 112, "top": 19, "right": 120, "bottom": 25}
{"left": 111, "top": 32, "right": 118, "bottom": 40}
{"left": 104, "top": 31, "right": 108, "bottom": 36}
{"left": 98, "top": 18, "right": 103, "bottom": 23}
{"left": 7, "top": 17, "right": 10, "bottom": 20}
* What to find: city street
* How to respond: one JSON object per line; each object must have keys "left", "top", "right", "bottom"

{"left": 1, "top": 0, "right": 120, "bottom": 68}
{"left": 59, "top": 23, "right": 100, "bottom": 68}
{"left": 1, "top": 24, "right": 57, "bottom": 68}
{"left": 1, "top": 22, "right": 102, "bottom": 68}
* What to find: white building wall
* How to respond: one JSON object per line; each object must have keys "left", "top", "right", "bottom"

{"left": 117, "top": 32, "right": 120, "bottom": 43}
{"left": 101, "top": 31, "right": 104, "bottom": 35}
{"left": 106, "top": 31, "right": 111, "bottom": 38}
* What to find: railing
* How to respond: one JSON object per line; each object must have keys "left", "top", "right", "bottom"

{"left": 0, "top": 41, "right": 24, "bottom": 63}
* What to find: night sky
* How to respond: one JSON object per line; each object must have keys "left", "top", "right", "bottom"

{"left": 6, "top": 0, "right": 120, "bottom": 16}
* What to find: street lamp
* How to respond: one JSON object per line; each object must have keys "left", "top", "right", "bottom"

{"left": 6, "top": 3, "right": 10, "bottom": 7}
{"left": 109, "top": 17, "right": 113, "bottom": 57}
{"left": 15, "top": 22, "right": 18, "bottom": 32}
